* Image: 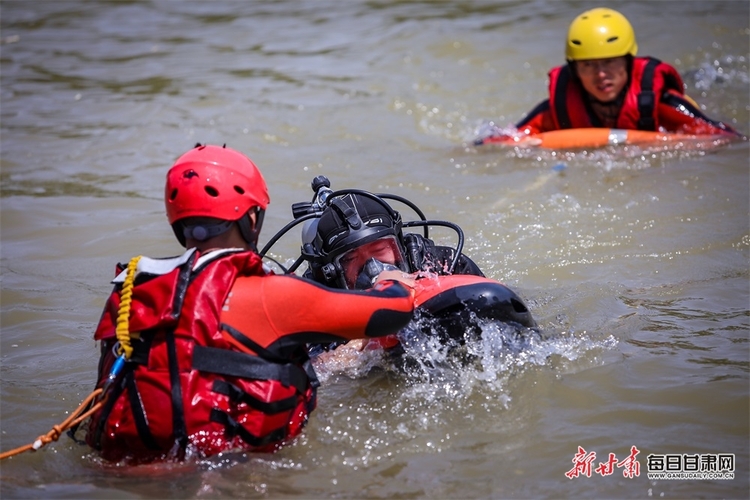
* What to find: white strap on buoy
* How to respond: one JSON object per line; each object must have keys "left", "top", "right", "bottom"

{"left": 608, "top": 129, "right": 629, "bottom": 145}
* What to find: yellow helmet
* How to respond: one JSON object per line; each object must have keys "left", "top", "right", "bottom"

{"left": 565, "top": 7, "right": 638, "bottom": 61}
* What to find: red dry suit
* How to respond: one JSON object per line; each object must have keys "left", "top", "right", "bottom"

{"left": 514, "top": 57, "right": 741, "bottom": 137}
{"left": 85, "top": 247, "right": 414, "bottom": 463}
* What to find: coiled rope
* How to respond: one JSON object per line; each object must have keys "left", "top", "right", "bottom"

{"left": 0, "top": 255, "right": 142, "bottom": 460}
{"left": 114, "top": 256, "right": 141, "bottom": 358}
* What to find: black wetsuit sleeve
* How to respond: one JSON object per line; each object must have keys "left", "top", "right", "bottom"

{"left": 660, "top": 92, "right": 744, "bottom": 137}
{"left": 515, "top": 99, "right": 551, "bottom": 128}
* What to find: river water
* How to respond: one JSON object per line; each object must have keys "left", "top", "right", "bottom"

{"left": 1, "top": 1, "right": 748, "bottom": 498}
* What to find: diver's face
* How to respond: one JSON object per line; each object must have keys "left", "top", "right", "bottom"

{"left": 338, "top": 237, "right": 401, "bottom": 289}
{"left": 575, "top": 56, "right": 628, "bottom": 102}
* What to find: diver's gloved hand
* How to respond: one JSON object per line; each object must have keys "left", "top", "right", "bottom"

{"left": 354, "top": 258, "right": 399, "bottom": 289}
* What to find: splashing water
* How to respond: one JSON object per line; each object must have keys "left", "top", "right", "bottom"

{"left": 312, "top": 312, "right": 619, "bottom": 409}
{"left": 684, "top": 53, "right": 750, "bottom": 91}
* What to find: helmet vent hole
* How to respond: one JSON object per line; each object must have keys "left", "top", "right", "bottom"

{"left": 607, "top": 36, "right": 618, "bottom": 43}
{"left": 234, "top": 185, "right": 245, "bottom": 195}
{"left": 571, "top": 40, "right": 581, "bottom": 46}
{"left": 169, "top": 188, "right": 178, "bottom": 201}
{"left": 204, "top": 186, "right": 219, "bottom": 197}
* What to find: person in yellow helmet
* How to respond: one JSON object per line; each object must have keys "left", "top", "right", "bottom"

{"left": 477, "top": 7, "right": 743, "bottom": 142}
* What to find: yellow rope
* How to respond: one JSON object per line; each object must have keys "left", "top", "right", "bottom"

{"left": 115, "top": 255, "right": 141, "bottom": 359}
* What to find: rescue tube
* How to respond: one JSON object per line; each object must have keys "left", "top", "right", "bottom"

{"left": 416, "top": 274, "right": 534, "bottom": 329}
{"left": 476, "top": 128, "right": 728, "bottom": 150}
{"left": 366, "top": 273, "right": 535, "bottom": 350}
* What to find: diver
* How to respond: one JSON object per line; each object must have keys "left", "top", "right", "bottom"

{"left": 476, "top": 7, "right": 744, "bottom": 144}
{"left": 268, "top": 177, "right": 536, "bottom": 358}
{"left": 302, "top": 189, "right": 485, "bottom": 289}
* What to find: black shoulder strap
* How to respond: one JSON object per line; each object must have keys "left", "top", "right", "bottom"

{"left": 125, "top": 370, "right": 160, "bottom": 450}
{"left": 637, "top": 57, "right": 661, "bottom": 131}
{"left": 554, "top": 66, "right": 573, "bottom": 129}
{"left": 514, "top": 99, "right": 551, "bottom": 128}
{"left": 170, "top": 250, "right": 197, "bottom": 319}
{"left": 166, "top": 330, "right": 188, "bottom": 455}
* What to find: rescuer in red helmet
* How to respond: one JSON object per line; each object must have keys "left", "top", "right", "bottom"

{"left": 85, "top": 144, "right": 415, "bottom": 464}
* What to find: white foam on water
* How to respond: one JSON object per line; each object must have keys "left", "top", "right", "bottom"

{"left": 312, "top": 314, "right": 619, "bottom": 413}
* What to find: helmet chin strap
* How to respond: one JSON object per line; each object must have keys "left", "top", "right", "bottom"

{"left": 182, "top": 220, "right": 234, "bottom": 242}
{"left": 172, "top": 209, "right": 265, "bottom": 250}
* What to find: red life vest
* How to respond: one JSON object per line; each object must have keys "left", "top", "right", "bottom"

{"left": 86, "top": 248, "right": 318, "bottom": 463}
{"left": 548, "top": 57, "right": 685, "bottom": 131}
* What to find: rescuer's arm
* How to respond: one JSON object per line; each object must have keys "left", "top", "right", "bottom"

{"left": 659, "top": 91, "right": 745, "bottom": 137}
{"left": 223, "top": 274, "right": 415, "bottom": 347}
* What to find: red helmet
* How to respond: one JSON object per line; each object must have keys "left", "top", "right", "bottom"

{"left": 165, "top": 144, "right": 269, "bottom": 225}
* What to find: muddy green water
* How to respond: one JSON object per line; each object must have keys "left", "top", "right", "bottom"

{"left": 1, "top": 1, "right": 748, "bottom": 498}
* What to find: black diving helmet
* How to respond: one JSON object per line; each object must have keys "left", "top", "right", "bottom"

{"left": 304, "top": 192, "right": 409, "bottom": 289}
